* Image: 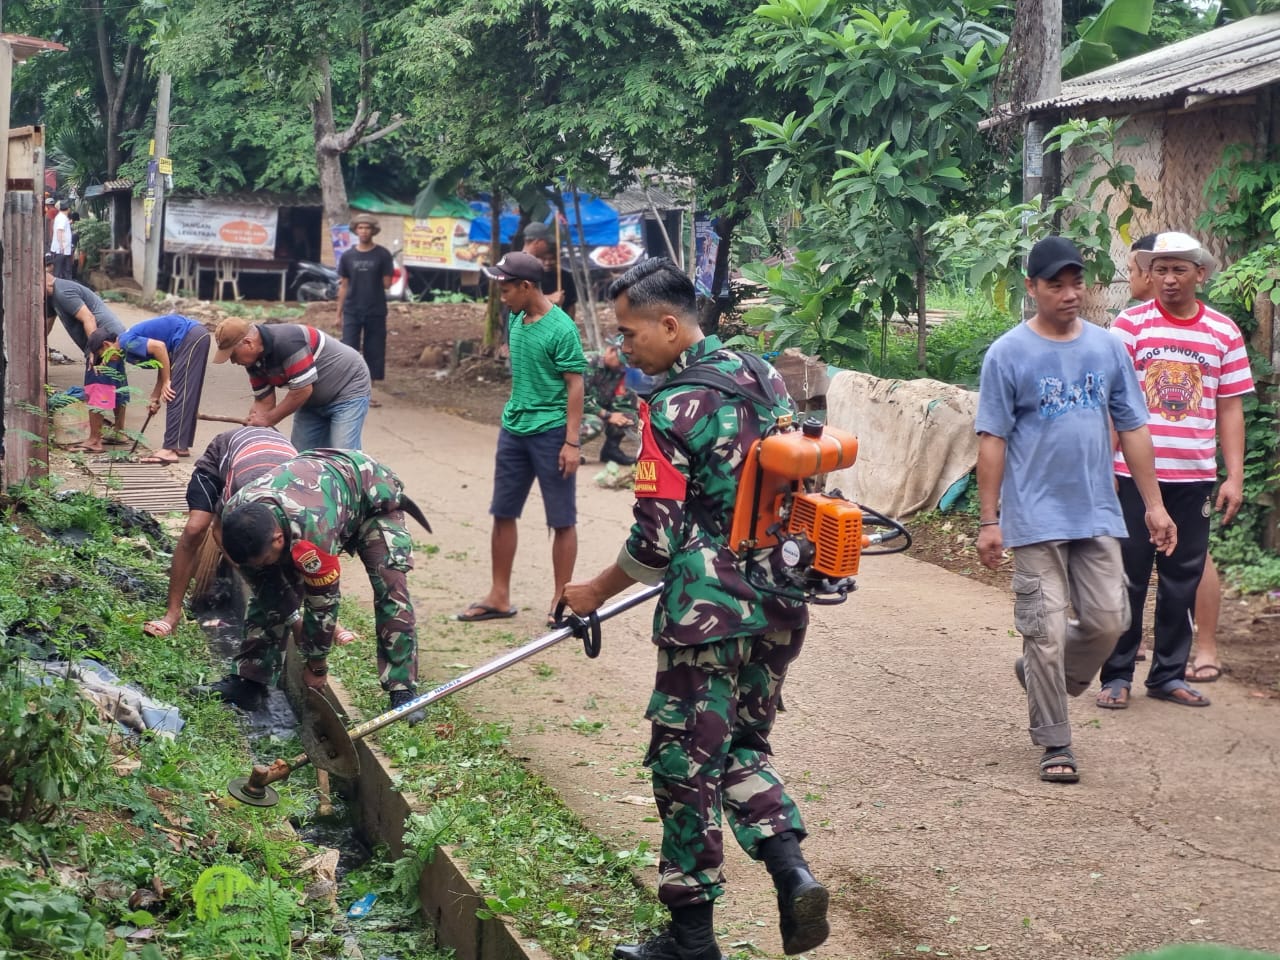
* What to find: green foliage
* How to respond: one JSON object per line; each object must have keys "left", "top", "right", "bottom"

{"left": 0, "top": 868, "right": 107, "bottom": 958}
{"left": 72, "top": 218, "right": 112, "bottom": 265}
{"left": 0, "top": 651, "right": 106, "bottom": 825}
{"left": 1063, "top": 0, "right": 1154, "bottom": 78}
{"left": 743, "top": 0, "right": 1002, "bottom": 367}
{"left": 1206, "top": 248, "right": 1280, "bottom": 592}
{"left": 931, "top": 117, "right": 1151, "bottom": 312}
{"left": 1197, "top": 144, "right": 1280, "bottom": 254}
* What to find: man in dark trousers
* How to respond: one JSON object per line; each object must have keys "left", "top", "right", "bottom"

{"left": 563, "top": 258, "right": 827, "bottom": 960}
{"left": 336, "top": 213, "right": 395, "bottom": 403}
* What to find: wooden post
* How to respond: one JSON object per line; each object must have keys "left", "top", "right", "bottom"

{"left": 3, "top": 126, "right": 49, "bottom": 485}
{"left": 1021, "top": 0, "right": 1061, "bottom": 318}
{"left": 568, "top": 185, "right": 602, "bottom": 350}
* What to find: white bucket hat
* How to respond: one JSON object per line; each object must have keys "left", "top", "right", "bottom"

{"left": 1134, "top": 231, "right": 1218, "bottom": 277}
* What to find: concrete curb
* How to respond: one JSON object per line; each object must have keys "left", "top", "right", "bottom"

{"left": 284, "top": 651, "right": 538, "bottom": 960}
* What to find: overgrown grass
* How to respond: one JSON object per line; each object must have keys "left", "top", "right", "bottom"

{"left": 0, "top": 481, "right": 443, "bottom": 959}
{"left": 328, "top": 607, "right": 670, "bottom": 960}
{"left": 871, "top": 300, "right": 1017, "bottom": 385}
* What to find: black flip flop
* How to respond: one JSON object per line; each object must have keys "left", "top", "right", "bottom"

{"left": 1039, "top": 747, "right": 1079, "bottom": 784}
{"left": 455, "top": 604, "right": 517, "bottom": 622}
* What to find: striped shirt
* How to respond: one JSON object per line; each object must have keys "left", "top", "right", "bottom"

{"left": 247, "top": 323, "right": 370, "bottom": 407}
{"left": 192, "top": 427, "right": 297, "bottom": 507}
{"left": 1111, "top": 299, "right": 1254, "bottom": 482}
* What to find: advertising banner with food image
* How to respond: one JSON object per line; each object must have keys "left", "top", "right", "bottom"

{"left": 403, "top": 217, "right": 488, "bottom": 271}
{"left": 165, "top": 198, "right": 279, "bottom": 260}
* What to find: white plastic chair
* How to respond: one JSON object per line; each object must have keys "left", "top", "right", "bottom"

{"left": 214, "top": 257, "right": 241, "bottom": 300}
{"left": 169, "top": 253, "right": 197, "bottom": 296}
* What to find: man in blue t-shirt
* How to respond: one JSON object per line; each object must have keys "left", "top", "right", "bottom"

{"left": 88, "top": 314, "right": 211, "bottom": 464}
{"left": 974, "top": 236, "right": 1176, "bottom": 785}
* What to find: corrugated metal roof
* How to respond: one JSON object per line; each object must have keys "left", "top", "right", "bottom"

{"left": 1020, "top": 12, "right": 1280, "bottom": 116}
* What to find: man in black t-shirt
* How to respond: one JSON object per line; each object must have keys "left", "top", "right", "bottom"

{"left": 523, "top": 222, "right": 578, "bottom": 320}
{"left": 336, "top": 213, "right": 394, "bottom": 394}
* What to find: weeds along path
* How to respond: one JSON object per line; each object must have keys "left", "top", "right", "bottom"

{"left": 47, "top": 312, "right": 1280, "bottom": 959}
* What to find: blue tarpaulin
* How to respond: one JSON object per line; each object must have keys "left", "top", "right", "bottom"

{"left": 469, "top": 192, "right": 620, "bottom": 246}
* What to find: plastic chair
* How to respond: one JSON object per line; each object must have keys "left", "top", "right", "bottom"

{"left": 214, "top": 257, "right": 241, "bottom": 300}
{"left": 168, "top": 253, "right": 197, "bottom": 296}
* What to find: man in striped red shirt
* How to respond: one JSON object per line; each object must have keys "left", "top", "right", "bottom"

{"left": 1097, "top": 232, "right": 1255, "bottom": 709}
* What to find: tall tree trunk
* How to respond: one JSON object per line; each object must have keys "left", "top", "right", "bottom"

{"left": 312, "top": 54, "right": 349, "bottom": 265}
{"left": 485, "top": 186, "right": 503, "bottom": 348}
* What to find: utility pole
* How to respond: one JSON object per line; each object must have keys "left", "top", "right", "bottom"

{"left": 142, "top": 72, "right": 171, "bottom": 300}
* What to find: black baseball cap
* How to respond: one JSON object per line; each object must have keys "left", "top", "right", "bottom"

{"left": 484, "top": 252, "right": 545, "bottom": 283}
{"left": 1026, "top": 236, "right": 1084, "bottom": 280}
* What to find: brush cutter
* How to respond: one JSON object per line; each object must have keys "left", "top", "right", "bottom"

{"left": 228, "top": 584, "right": 662, "bottom": 807}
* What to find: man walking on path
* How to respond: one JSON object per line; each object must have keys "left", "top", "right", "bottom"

{"left": 336, "top": 213, "right": 395, "bottom": 405}
{"left": 563, "top": 258, "right": 828, "bottom": 960}
{"left": 89, "top": 314, "right": 211, "bottom": 464}
{"left": 1126, "top": 233, "right": 1226, "bottom": 684}
{"left": 210, "top": 450, "right": 428, "bottom": 718}
{"left": 1097, "top": 231, "right": 1255, "bottom": 710}
{"left": 211, "top": 318, "right": 372, "bottom": 451}
{"left": 976, "top": 236, "right": 1175, "bottom": 783}
{"left": 457, "top": 251, "right": 585, "bottom": 626}
{"left": 46, "top": 271, "right": 129, "bottom": 452}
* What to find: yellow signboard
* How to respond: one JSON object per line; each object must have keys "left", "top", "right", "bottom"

{"left": 158, "top": 157, "right": 173, "bottom": 175}
{"left": 402, "top": 217, "right": 488, "bottom": 271}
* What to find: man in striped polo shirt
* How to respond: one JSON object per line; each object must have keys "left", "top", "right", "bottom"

{"left": 458, "top": 251, "right": 586, "bottom": 625}
{"left": 1097, "top": 232, "right": 1255, "bottom": 710}
{"left": 143, "top": 427, "right": 360, "bottom": 660}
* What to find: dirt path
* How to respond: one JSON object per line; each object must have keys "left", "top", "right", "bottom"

{"left": 47, "top": 310, "right": 1280, "bottom": 959}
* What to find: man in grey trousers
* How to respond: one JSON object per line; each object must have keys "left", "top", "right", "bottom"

{"left": 974, "top": 236, "right": 1176, "bottom": 784}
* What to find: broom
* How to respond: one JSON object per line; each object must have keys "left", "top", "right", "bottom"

{"left": 188, "top": 526, "right": 224, "bottom": 602}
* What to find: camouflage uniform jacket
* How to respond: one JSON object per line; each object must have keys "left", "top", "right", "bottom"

{"left": 224, "top": 449, "right": 408, "bottom": 658}
{"left": 617, "top": 336, "right": 808, "bottom": 647}
{"left": 583, "top": 351, "right": 635, "bottom": 420}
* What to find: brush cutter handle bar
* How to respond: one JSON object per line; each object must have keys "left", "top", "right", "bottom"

{"left": 344, "top": 583, "right": 664, "bottom": 742}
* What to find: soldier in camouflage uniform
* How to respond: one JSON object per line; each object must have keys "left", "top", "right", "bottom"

{"left": 562, "top": 259, "right": 828, "bottom": 960}
{"left": 212, "top": 449, "right": 428, "bottom": 720}
{"left": 580, "top": 336, "right": 637, "bottom": 465}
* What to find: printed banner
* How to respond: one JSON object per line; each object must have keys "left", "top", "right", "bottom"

{"left": 403, "top": 217, "right": 488, "bottom": 270}
{"left": 165, "top": 198, "right": 279, "bottom": 261}
{"left": 694, "top": 213, "right": 720, "bottom": 297}
{"left": 331, "top": 224, "right": 354, "bottom": 265}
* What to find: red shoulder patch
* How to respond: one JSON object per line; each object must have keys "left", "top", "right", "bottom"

{"left": 291, "top": 540, "right": 341, "bottom": 588}
{"left": 634, "top": 401, "right": 687, "bottom": 501}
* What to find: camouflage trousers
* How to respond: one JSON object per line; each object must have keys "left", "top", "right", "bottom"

{"left": 643, "top": 628, "right": 808, "bottom": 908}
{"left": 236, "top": 510, "right": 419, "bottom": 692}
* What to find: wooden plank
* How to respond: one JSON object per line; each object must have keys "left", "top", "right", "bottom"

{"left": 2, "top": 125, "right": 46, "bottom": 486}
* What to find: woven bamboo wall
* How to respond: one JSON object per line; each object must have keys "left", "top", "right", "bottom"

{"left": 1062, "top": 102, "right": 1265, "bottom": 324}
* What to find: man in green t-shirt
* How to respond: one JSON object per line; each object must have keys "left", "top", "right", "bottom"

{"left": 457, "top": 252, "right": 586, "bottom": 626}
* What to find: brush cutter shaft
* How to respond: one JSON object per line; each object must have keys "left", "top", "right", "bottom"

{"left": 350, "top": 583, "right": 663, "bottom": 740}
{"left": 233, "top": 584, "right": 662, "bottom": 802}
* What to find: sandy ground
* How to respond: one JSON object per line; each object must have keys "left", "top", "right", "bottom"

{"left": 47, "top": 308, "right": 1280, "bottom": 959}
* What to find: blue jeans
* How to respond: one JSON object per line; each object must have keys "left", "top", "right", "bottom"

{"left": 290, "top": 394, "right": 370, "bottom": 452}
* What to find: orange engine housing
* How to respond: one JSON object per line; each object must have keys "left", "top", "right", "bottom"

{"left": 786, "top": 492, "right": 863, "bottom": 578}
{"left": 729, "top": 424, "right": 860, "bottom": 578}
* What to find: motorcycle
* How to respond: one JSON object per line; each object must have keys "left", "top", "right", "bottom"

{"left": 292, "top": 248, "right": 408, "bottom": 303}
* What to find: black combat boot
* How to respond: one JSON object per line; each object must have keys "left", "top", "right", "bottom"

{"left": 599, "top": 424, "right": 637, "bottom": 466}
{"left": 760, "top": 831, "right": 829, "bottom": 955}
{"left": 193, "top": 674, "right": 268, "bottom": 712}
{"left": 388, "top": 687, "right": 425, "bottom": 726}
{"left": 613, "top": 903, "right": 722, "bottom": 960}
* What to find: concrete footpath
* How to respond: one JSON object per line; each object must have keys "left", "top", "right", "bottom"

{"left": 48, "top": 311, "right": 1280, "bottom": 959}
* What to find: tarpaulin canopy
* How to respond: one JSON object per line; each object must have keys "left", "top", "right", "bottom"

{"left": 469, "top": 192, "right": 620, "bottom": 246}
{"left": 350, "top": 188, "right": 475, "bottom": 220}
